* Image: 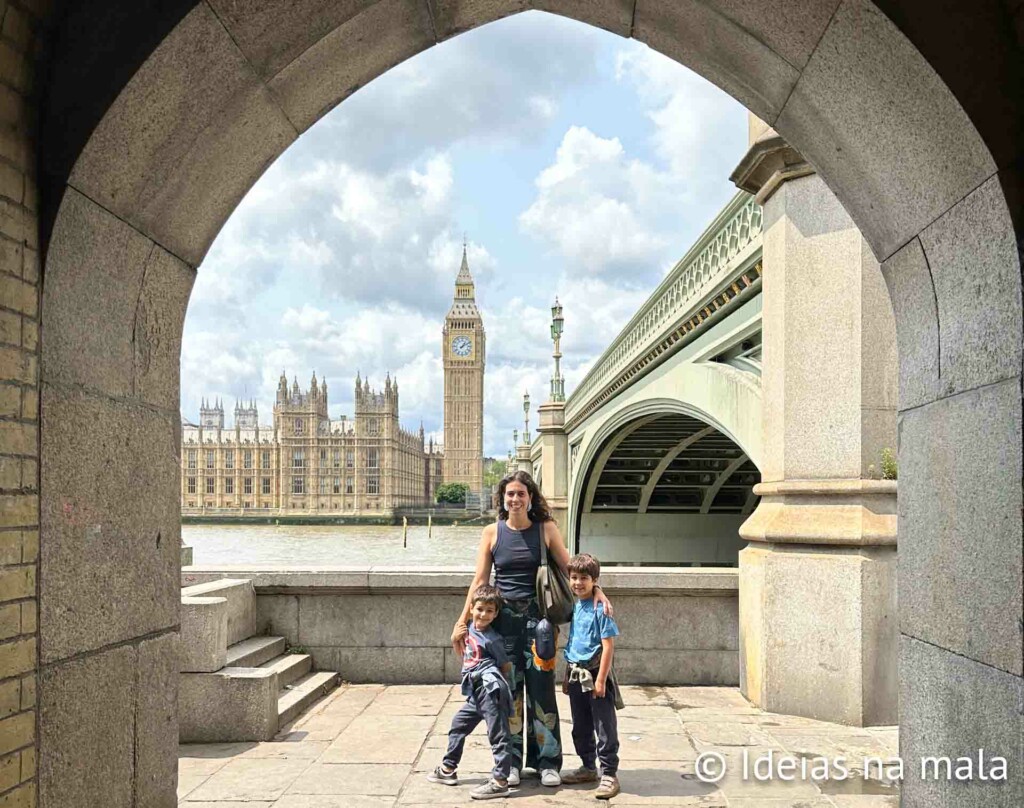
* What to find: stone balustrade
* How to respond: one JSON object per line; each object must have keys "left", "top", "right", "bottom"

{"left": 181, "top": 567, "right": 739, "bottom": 686}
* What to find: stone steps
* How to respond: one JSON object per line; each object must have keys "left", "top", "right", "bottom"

{"left": 226, "top": 635, "right": 286, "bottom": 668}
{"left": 179, "top": 578, "right": 340, "bottom": 742}
{"left": 277, "top": 670, "right": 340, "bottom": 727}
{"left": 260, "top": 653, "right": 312, "bottom": 689}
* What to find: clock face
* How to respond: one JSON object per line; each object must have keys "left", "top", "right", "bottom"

{"left": 451, "top": 336, "right": 472, "bottom": 357}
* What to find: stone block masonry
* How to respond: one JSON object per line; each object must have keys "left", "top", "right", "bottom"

{"left": 0, "top": 3, "right": 49, "bottom": 806}
{"left": 181, "top": 567, "right": 741, "bottom": 686}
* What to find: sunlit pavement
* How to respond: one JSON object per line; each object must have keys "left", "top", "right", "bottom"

{"left": 178, "top": 683, "right": 899, "bottom": 807}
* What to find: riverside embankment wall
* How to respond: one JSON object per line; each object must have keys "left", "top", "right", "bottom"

{"left": 181, "top": 567, "right": 739, "bottom": 686}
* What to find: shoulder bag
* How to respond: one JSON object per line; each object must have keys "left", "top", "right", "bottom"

{"left": 535, "top": 523, "right": 574, "bottom": 625}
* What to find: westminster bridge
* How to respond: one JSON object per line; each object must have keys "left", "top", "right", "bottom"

{"left": 517, "top": 126, "right": 900, "bottom": 729}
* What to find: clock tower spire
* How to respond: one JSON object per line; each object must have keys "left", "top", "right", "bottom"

{"left": 442, "top": 243, "right": 486, "bottom": 508}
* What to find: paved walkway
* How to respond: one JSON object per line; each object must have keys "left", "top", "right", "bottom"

{"left": 178, "top": 684, "right": 899, "bottom": 807}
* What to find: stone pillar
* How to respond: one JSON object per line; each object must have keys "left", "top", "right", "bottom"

{"left": 732, "top": 123, "right": 899, "bottom": 726}
{"left": 515, "top": 443, "right": 532, "bottom": 476}
{"left": 537, "top": 401, "right": 569, "bottom": 538}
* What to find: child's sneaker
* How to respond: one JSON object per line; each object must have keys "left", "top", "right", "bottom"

{"left": 595, "top": 775, "right": 620, "bottom": 800}
{"left": 470, "top": 778, "right": 509, "bottom": 800}
{"left": 560, "top": 765, "right": 599, "bottom": 784}
{"left": 427, "top": 765, "right": 458, "bottom": 786}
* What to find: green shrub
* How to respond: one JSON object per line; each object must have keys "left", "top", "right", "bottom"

{"left": 880, "top": 447, "right": 897, "bottom": 481}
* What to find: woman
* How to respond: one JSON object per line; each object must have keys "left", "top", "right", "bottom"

{"left": 451, "top": 471, "right": 612, "bottom": 787}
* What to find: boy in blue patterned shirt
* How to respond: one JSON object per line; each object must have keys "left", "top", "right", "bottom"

{"left": 559, "top": 553, "right": 621, "bottom": 800}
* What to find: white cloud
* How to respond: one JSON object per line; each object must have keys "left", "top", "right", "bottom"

{"left": 614, "top": 45, "right": 747, "bottom": 197}
{"left": 519, "top": 126, "right": 673, "bottom": 282}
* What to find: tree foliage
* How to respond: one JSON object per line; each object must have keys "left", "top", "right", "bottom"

{"left": 436, "top": 482, "right": 469, "bottom": 504}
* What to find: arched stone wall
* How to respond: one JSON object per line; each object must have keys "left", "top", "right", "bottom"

{"left": 12, "top": 2, "right": 1021, "bottom": 806}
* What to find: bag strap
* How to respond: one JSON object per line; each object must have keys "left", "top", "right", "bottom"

{"left": 539, "top": 521, "right": 548, "bottom": 567}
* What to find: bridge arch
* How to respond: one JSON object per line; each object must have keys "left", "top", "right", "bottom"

{"left": 24, "top": 2, "right": 1023, "bottom": 805}
{"left": 568, "top": 365, "right": 762, "bottom": 562}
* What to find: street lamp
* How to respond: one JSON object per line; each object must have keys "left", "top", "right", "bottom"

{"left": 550, "top": 297, "right": 565, "bottom": 401}
{"left": 523, "top": 391, "right": 531, "bottom": 445}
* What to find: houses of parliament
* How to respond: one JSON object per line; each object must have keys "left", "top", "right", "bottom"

{"left": 180, "top": 250, "right": 485, "bottom": 516}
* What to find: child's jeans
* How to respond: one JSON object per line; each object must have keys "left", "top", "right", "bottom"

{"left": 566, "top": 676, "right": 619, "bottom": 775}
{"left": 444, "top": 682, "right": 513, "bottom": 781}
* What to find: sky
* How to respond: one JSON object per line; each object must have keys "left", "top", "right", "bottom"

{"left": 180, "top": 11, "right": 748, "bottom": 458}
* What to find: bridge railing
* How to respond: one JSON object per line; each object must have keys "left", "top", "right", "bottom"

{"left": 565, "top": 191, "right": 762, "bottom": 428}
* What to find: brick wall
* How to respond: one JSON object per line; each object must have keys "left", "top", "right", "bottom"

{"left": 0, "top": 2, "right": 50, "bottom": 805}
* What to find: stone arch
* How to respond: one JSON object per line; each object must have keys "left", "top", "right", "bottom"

{"left": 24, "top": 2, "right": 1023, "bottom": 806}
{"left": 568, "top": 389, "right": 760, "bottom": 561}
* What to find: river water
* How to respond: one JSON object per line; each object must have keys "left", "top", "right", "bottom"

{"left": 181, "top": 523, "right": 484, "bottom": 567}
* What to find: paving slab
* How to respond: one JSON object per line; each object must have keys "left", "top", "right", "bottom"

{"left": 724, "top": 799, "right": 832, "bottom": 807}
{"left": 613, "top": 706, "right": 685, "bottom": 735}
{"left": 684, "top": 721, "right": 776, "bottom": 747}
{"left": 321, "top": 713, "right": 436, "bottom": 763}
{"left": 617, "top": 731, "right": 700, "bottom": 762}
{"left": 362, "top": 684, "right": 451, "bottom": 715}
{"left": 281, "top": 711, "right": 360, "bottom": 741}
{"left": 274, "top": 797, "right": 397, "bottom": 808}
{"left": 179, "top": 742, "right": 256, "bottom": 759}
{"left": 286, "top": 763, "right": 410, "bottom": 796}
{"left": 177, "top": 773, "right": 209, "bottom": 801}
{"left": 182, "top": 803, "right": 273, "bottom": 808}
{"left": 238, "top": 741, "right": 330, "bottom": 760}
{"left": 183, "top": 757, "right": 312, "bottom": 802}
{"left": 304, "top": 684, "right": 384, "bottom": 718}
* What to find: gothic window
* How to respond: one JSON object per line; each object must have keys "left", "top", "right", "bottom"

{"left": 345, "top": 478, "right": 354, "bottom": 494}
{"left": 205, "top": 477, "right": 214, "bottom": 494}
{"left": 332, "top": 449, "right": 341, "bottom": 468}
{"left": 346, "top": 450, "right": 354, "bottom": 468}
{"left": 367, "top": 476, "right": 379, "bottom": 495}
{"left": 295, "top": 417, "right": 304, "bottom": 435}
{"left": 187, "top": 450, "right": 197, "bottom": 470}
{"left": 333, "top": 477, "right": 341, "bottom": 494}
{"left": 261, "top": 450, "right": 271, "bottom": 469}
{"left": 367, "top": 448, "right": 379, "bottom": 468}
{"left": 319, "top": 477, "right": 329, "bottom": 495}
{"left": 320, "top": 448, "right": 327, "bottom": 464}
{"left": 292, "top": 449, "right": 305, "bottom": 468}
{"left": 292, "top": 476, "right": 305, "bottom": 495}
{"left": 244, "top": 477, "right": 253, "bottom": 495}
{"left": 187, "top": 477, "right": 196, "bottom": 494}
{"left": 205, "top": 450, "right": 215, "bottom": 470}
{"left": 224, "top": 450, "right": 234, "bottom": 469}
{"left": 243, "top": 450, "right": 253, "bottom": 469}
{"left": 225, "top": 477, "right": 234, "bottom": 495}
{"left": 261, "top": 477, "right": 271, "bottom": 495}
{"left": 369, "top": 419, "right": 378, "bottom": 436}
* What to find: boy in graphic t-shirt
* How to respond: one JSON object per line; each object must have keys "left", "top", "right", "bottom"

{"left": 428, "top": 584, "right": 513, "bottom": 801}
{"left": 559, "top": 553, "right": 622, "bottom": 800}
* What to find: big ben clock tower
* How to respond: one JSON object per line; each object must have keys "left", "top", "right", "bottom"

{"left": 442, "top": 245, "right": 486, "bottom": 504}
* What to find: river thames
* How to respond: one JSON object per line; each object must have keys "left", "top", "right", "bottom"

{"left": 181, "top": 523, "right": 485, "bottom": 566}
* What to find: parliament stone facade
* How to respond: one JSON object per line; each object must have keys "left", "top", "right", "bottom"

{"left": 181, "top": 252, "right": 482, "bottom": 516}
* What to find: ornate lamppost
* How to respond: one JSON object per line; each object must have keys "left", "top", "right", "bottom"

{"left": 522, "top": 391, "right": 531, "bottom": 445}
{"left": 550, "top": 297, "right": 565, "bottom": 402}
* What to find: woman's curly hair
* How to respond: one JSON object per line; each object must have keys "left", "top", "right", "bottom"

{"left": 497, "top": 470, "right": 553, "bottom": 523}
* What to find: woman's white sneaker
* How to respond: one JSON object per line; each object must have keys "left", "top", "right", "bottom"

{"left": 507, "top": 768, "right": 520, "bottom": 786}
{"left": 540, "top": 768, "right": 562, "bottom": 787}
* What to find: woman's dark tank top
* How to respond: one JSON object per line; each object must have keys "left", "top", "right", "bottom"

{"left": 492, "top": 519, "right": 542, "bottom": 601}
